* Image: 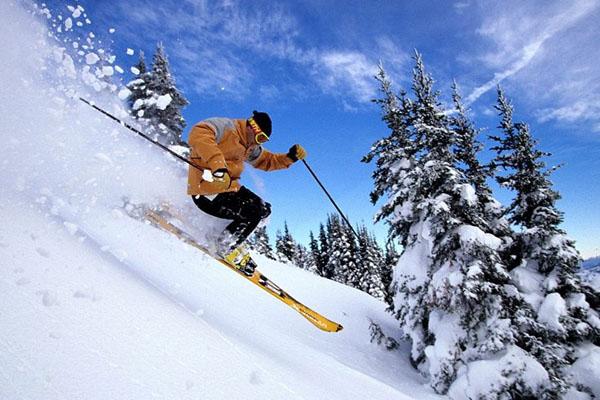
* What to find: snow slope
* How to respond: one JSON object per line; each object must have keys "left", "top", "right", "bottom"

{"left": 0, "top": 2, "right": 443, "bottom": 399}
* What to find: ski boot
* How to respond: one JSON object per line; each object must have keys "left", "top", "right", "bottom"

{"left": 223, "top": 246, "right": 257, "bottom": 276}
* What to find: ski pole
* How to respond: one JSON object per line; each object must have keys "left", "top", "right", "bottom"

{"left": 301, "top": 159, "right": 360, "bottom": 240}
{"left": 78, "top": 97, "right": 203, "bottom": 172}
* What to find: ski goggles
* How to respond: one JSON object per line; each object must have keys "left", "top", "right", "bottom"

{"left": 248, "top": 117, "right": 270, "bottom": 144}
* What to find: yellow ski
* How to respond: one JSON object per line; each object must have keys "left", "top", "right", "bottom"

{"left": 144, "top": 210, "right": 343, "bottom": 333}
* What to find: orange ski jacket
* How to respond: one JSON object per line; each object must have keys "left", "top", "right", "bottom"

{"left": 187, "top": 118, "right": 293, "bottom": 195}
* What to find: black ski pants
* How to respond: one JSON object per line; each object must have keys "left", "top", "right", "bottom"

{"left": 192, "top": 186, "right": 271, "bottom": 252}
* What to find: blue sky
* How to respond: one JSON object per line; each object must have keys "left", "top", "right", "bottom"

{"left": 44, "top": 0, "right": 600, "bottom": 258}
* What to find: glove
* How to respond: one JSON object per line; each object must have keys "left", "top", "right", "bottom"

{"left": 207, "top": 168, "right": 231, "bottom": 192}
{"left": 287, "top": 144, "right": 307, "bottom": 162}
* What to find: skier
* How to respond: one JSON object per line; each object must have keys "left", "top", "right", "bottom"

{"left": 187, "top": 111, "right": 306, "bottom": 274}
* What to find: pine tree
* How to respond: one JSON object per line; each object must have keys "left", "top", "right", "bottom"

{"left": 317, "top": 224, "right": 333, "bottom": 279}
{"left": 326, "top": 214, "right": 360, "bottom": 286}
{"left": 126, "top": 51, "right": 151, "bottom": 120}
{"left": 362, "top": 63, "right": 418, "bottom": 245}
{"left": 357, "top": 225, "right": 385, "bottom": 299}
{"left": 293, "top": 243, "right": 315, "bottom": 271}
{"left": 451, "top": 82, "right": 513, "bottom": 264}
{"left": 143, "top": 43, "right": 189, "bottom": 146}
{"left": 342, "top": 222, "right": 362, "bottom": 289}
{"left": 275, "top": 222, "right": 296, "bottom": 263}
{"left": 248, "top": 226, "right": 276, "bottom": 260}
{"left": 492, "top": 87, "right": 600, "bottom": 395}
{"left": 308, "top": 231, "right": 324, "bottom": 275}
{"left": 365, "top": 53, "right": 552, "bottom": 397}
{"left": 381, "top": 241, "right": 399, "bottom": 309}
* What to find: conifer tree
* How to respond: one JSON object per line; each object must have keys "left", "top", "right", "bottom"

{"left": 364, "top": 54, "right": 554, "bottom": 397}
{"left": 248, "top": 226, "right": 276, "bottom": 260}
{"left": 275, "top": 222, "right": 297, "bottom": 263}
{"left": 308, "top": 231, "right": 324, "bottom": 275}
{"left": 325, "top": 214, "right": 360, "bottom": 286}
{"left": 381, "top": 242, "right": 399, "bottom": 309}
{"left": 143, "top": 43, "right": 188, "bottom": 146}
{"left": 362, "top": 63, "right": 417, "bottom": 244}
{"left": 317, "top": 224, "right": 334, "bottom": 279}
{"left": 126, "top": 51, "right": 151, "bottom": 119}
{"left": 293, "top": 243, "right": 315, "bottom": 271}
{"left": 492, "top": 87, "right": 600, "bottom": 395}
{"left": 357, "top": 225, "right": 385, "bottom": 299}
{"left": 342, "top": 222, "right": 362, "bottom": 288}
{"left": 451, "top": 82, "right": 513, "bottom": 262}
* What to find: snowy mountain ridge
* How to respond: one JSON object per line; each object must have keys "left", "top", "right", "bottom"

{"left": 582, "top": 256, "right": 600, "bottom": 270}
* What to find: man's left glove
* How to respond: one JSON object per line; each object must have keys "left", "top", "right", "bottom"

{"left": 287, "top": 144, "right": 307, "bottom": 162}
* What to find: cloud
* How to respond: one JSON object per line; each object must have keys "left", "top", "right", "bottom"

{"left": 110, "top": 0, "right": 304, "bottom": 99}
{"left": 538, "top": 101, "right": 600, "bottom": 124}
{"left": 465, "top": 0, "right": 600, "bottom": 106}
{"left": 453, "top": 1, "right": 471, "bottom": 13}
{"left": 311, "top": 37, "right": 410, "bottom": 106}
{"left": 104, "top": 0, "right": 410, "bottom": 107}
{"left": 317, "top": 51, "right": 378, "bottom": 103}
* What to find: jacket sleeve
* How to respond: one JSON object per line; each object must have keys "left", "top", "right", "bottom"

{"left": 248, "top": 147, "right": 294, "bottom": 171}
{"left": 188, "top": 122, "right": 227, "bottom": 172}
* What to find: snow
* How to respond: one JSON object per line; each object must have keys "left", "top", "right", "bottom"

{"left": 202, "top": 168, "right": 215, "bottom": 182}
{"left": 117, "top": 87, "right": 132, "bottom": 100}
{"left": 455, "top": 224, "right": 502, "bottom": 250}
{"left": 568, "top": 343, "right": 600, "bottom": 398}
{"left": 156, "top": 93, "right": 173, "bottom": 110}
{"left": 0, "top": 2, "right": 441, "bottom": 399}
{"left": 510, "top": 264, "right": 545, "bottom": 309}
{"left": 537, "top": 292, "right": 567, "bottom": 332}
{"left": 131, "top": 66, "right": 140, "bottom": 75}
{"left": 448, "top": 345, "right": 549, "bottom": 399}
{"left": 101, "top": 66, "right": 114, "bottom": 76}
{"left": 85, "top": 52, "right": 100, "bottom": 65}
{"left": 126, "top": 47, "right": 134, "bottom": 55}
{"left": 458, "top": 183, "right": 476, "bottom": 206}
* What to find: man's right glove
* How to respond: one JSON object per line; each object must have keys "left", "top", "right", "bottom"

{"left": 208, "top": 168, "right": 231, "bottom": 192}
{"left": 287, "top": 144, "right": 307, "bottom": 162}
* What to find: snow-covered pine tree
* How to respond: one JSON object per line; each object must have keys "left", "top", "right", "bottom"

{"left": 126, "top": 51, "right": 151, "bottom": 120}
{"left": 326, "top": 214, "right": 360, "bottom": 287}
{"left": 362, "top": 63, "right": 417, "bottom": 244}
{"left": 317, "top": 223, "right": 334, "bottom": 279}
{"left": 293, "top": 243, "right": 315, "bottom": 271}
{"left": 248, "top": 225, "right": 276, "bottom": 260}
{"left": 492, "top": 87, "right": 600, "bottom": 396}
{"left": 451, "top": 82, "right": 515, "bottom": 270}
{"left": 144, "top": 42, "right": 189, "bottom": 146}
{"left": 365, "top": 53, "right": 550, "bottom": 397}
{"left": 381, "top": 242, "right": 398, "bottom": 309}
{"left": 357, "top": 225, "right": 385, "bottom": 299}
{"left": 275, "top": 222, "right": 296, "bottom": 263}
{"left": 342, "top": 222, "right": 362, "bottom": 289}
{"left": 308, "top": 231, "right": 325, "bottom": 275}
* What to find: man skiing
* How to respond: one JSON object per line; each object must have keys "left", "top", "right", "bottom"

{"left": 187, "top": 111, "right": 306, "bottom": 274}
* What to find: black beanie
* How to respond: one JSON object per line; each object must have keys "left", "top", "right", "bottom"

{"left": 251, "top": 110, "right": 272, "bottom": 136}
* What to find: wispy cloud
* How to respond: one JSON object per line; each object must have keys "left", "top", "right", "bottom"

{"left": 317, "top": 51, "right": 378, "bottom": 103}
{"left": 538, "top": 101, "right": 600, "bottom": 125}
{"left": 106, "top": 0, "right": 409, "bottom": 107}
{"left": 465, "top": 0, "right": 600, "bottom": 106}
{"left": 453, "top": 1, "right": 471, "bottom": 14}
